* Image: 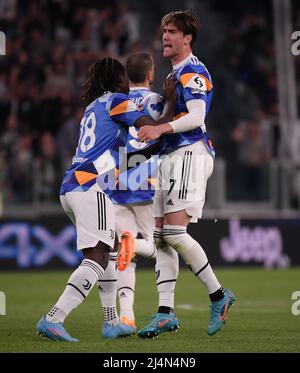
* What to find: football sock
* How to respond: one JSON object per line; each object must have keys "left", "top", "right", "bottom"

{"left": 158, "top": 306, "right": 174, "bottom": 314}
{"left": 163, "top": 225, "right": 222, "bottom": 294}
{"left": 46, "top": 306, "right": 67, "bottom": 324}
{"left": 117, "top": 262, "right": 136, "bottom": 321}
{"left": 103, "top": 307, "right": 119, "bottom": 326}
{"left": 97, "top": 258, "right": 119, "bottom": 326}
{"left": 209, "top": 287, "right": 225, "bottom": 302}
{"left": 46, "top": 259, "right": 104, "bottom": 323}
{"left": 154, "top": 228, "right": 179, "bottom": 309}
{"left": 153, "top": 228, "right": 168, "bottom": 250}
{"left": 135, "top": 234, "right": 156, "bottom": 259}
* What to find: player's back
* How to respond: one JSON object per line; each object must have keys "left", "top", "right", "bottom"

{"left": 60, "top": 92, "right": 142, "bottom": 196}
{"left": 110, "top": 87, "right": 159, "bottom": 205}
{"left": 129, "top": 87, "right": 152, "bottom": 108}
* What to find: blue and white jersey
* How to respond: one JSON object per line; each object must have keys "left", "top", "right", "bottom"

{"left": 128, "top": 87, "right": 152, "bottom": 108}
{"left": 161, "top": 54, "right": 215, "bottom": 155}
{"left": 110, "top": 87, "right": 159, "bottom": 205}
{"left": 60, "top": 92, "right": 145, "bottom": 198}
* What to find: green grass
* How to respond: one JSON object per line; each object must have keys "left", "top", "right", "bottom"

{"left": 0, "top": 268, "right": 300, "bottom": 352}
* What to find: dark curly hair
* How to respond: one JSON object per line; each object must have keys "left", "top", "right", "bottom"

{"left": 82, "top": 57, "right": 125, "bottom": 106}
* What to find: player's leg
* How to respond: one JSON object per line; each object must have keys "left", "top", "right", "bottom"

{"left": 154, "top": 217, "right": 179, "bottom": 316}
{"left": 78, "top": 193, "right": 135, "bottom": 338}
{"left": 138, "top": 216, "right": 180, "bottom": 339}
{"left": 37, "top": 190, "right": 134, "bottom": 341}
{"left": 37, "top": 192, "right": 105, "bottom": 342}
{"left": 114, "top": 204, "right": 137, "bottom": 327}
{"left": 163, "top": 211, "right": 236, "bottom": 336}
{"left": 97, "top": 235, "right": 136, "bottom": 337}
{"left": 96, "top": 235, "right": 118, "bottom": 328}
{"left": 36, "top": 239, "right": 108, "bottom": 342}
{"left": 154, "top": 153, "right": 180, "bottom": 319}
{"left": 162, "top": 142, "right": 235, "bottom": 335}
{"left": 115, "top": 204, "right": 137, "bottom": 271}
{"left": 164, "top": 209, "right": 223, "bottom": 296}
{"left": 138, "top": 158, "right": 180, "bottom": 338}
{"left": 164, "top": 211, "right": 236, "bottom": 335}
{"left": 133, "top": 203, "right": 156, "bottom": 259}
{"left": 116, "top": 203, "right": 156, "bottom": 267}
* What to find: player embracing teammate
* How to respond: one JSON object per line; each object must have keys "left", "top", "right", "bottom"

{"left": 36, "top": 9, "right": 235, "bottom": 343}
{"left": 111, "top": 53, "right": 161, "bottom": 330}
{"left": 137, "top": 10, "right": 236, "bottom": 338}
{"left": 36, "top": 57, "right": 175, "bottom": 342}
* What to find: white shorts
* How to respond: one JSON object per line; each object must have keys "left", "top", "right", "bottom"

{"left": 154, "top": 140, "right": 214, "bottom": 223}
{"left": 60, "top": 189, "right": 115, "bottom": 250}
{"left": 114, "top": 202, "right": 155, "bottom": 240}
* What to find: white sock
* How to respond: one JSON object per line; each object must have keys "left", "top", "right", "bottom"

{"left": 97, "top": 258, "right": 119, "bottom": 326}
{"left": 153, "top": 227, "right": 168, "bottom": 250}
{"left": 46, "top": 259, "right": 104, "bottom": 323}
{"left": 117, "top": 262, "right": 136, "bottom": 321}
{"left": 154, "top": 228, "right": 179, "bottom": 308}
{"left": 163, "top": 225, "right": 221, "bottom": 294}
{"left": 135, "top": 237, "right": 156, "bottom": 259}
{"left": 46, "top": 306, "right": 67, "bottom": 324}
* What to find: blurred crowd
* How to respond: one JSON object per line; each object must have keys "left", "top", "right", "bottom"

{"left": 1, "top": 0, "right": 297, "bottom": 205}
{"left": 0, "top": 0, "right": 141, "bottom": 203}
{"left": 205, "top": 0, "right": 278, "bottom": 200}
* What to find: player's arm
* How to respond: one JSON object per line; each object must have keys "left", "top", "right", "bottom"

{"left": 138, "top": 99, "right": 206, "bottom": 143}
{"left": 134, "top": 74, "right": 177, "bottom": 128}
{"left": 106, "top": 93, "right": 165, "bottom": 158}
{"left": 108, "top": 81, "right": 175, "bottom": 131}
{"left": 138, "top": 66, "right": 209, "bottom": 143}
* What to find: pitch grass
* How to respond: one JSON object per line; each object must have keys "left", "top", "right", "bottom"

{"left": 0, "top": 268, "right": 299, "bottom": 353}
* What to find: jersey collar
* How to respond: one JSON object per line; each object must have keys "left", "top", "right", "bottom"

{"left": 130, "top": 86, "right": 150, "bottom": 91}
{"left": 172, "top": 53, "right": 194, "bottom": 70}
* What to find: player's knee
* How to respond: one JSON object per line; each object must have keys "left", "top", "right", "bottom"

{"left": 154, "top": 227, "right": 168, "bottom": 251}
{"left": 163, "top": 226, "right": 187, "bottom": 253}
{"left": 155, "top": 217, "right": 164, "bottom": 229}
{"left": 83, "top": 242, "right": 110, "bottom": 269}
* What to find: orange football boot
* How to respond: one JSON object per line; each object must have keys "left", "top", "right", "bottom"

{"left": 120, "top": 316, "right": 137, "bottom": 330}
{"left": 117, "top": 231, "right": 135, "bottom": 271}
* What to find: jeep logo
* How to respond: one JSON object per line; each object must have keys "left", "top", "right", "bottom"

{"left": 220, "top": 219, "right": 289, "bottom": 268}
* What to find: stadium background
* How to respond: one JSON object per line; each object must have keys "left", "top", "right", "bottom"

{"left": 0, "top": 0, "right": 300, "bottom": 353}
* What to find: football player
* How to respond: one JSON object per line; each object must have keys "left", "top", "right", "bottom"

{"left": 36, "top": 57, "right": 175, "bottom": 341}
{"left": 110, "top": 53, "right": 162, "bottom": 330}
{"left": 138, "top": 10, "right": 236, "bottom": 338}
